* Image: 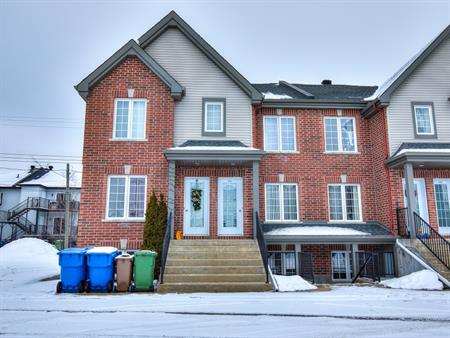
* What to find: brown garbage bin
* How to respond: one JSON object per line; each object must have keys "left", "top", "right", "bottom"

{"left": 114, "top": 253, "right": 134, "bottom": 292}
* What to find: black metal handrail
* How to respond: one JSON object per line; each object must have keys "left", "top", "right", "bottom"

{"left": 255, "top": 211, "right": 269, "bottom": 283}
{"left": 413, "top": 212, "right": 450, "bottom": 270}
{"left": 396, "top": 207, "right": 409, "bottom": 238}
{"left": 159, "top": 212, "right": 172, "bottom": 284}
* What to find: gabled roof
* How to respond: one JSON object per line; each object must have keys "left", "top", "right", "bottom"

{"left": 365, "top": 24, "right": 450, "bottom": 104}
{"left": 75, "top": 39, "right": 184, "bottom": 101}
{"left": 138, "top": 11, "right": 263, "bottom": 103}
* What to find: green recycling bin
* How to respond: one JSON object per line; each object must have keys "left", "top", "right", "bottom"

{"left": 132, "top": 250, "right": 157, "bottom": 291}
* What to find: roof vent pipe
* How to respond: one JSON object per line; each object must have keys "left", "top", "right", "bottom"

{"left": 321, "top": 79, "right": 332, "bottom": 85}
{"left": 48, "top": 166, "right": 54, "bottom": 170}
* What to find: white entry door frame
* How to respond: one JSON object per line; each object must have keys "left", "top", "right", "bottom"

{"left": 403, "top": 178, "right": 429, "bottom": 223}
{"left": 184, "top": 177, "right": 210, "bottom": 236}
{"left": 218, "top": 177, "right": 243, "bottom": 236}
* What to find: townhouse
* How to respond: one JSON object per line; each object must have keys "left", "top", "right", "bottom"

{"left": 75, "top": 11, "right": 449, "bottom": 290}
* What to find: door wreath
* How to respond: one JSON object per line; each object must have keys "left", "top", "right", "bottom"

{"left": 191, "top": 189, "right": 202, "bottom": 211}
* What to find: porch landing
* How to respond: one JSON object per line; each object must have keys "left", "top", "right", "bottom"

{"left": 158, "top": 240, "right": 272, "bottom": 293}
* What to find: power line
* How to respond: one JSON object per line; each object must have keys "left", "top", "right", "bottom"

{"left": 0, "top": 152, "right": 82, "bottom": 158}
{"left": 1, "top": 124, "right": 83, "bottom": 129}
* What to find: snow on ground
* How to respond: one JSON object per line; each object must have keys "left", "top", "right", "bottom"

{"left": 266, "top": 226, "right": 369, "bottom": 236}
{"left": 0, "top": 238, "right": 58, "bottom": 290}
{"left": 1, "top": 239, "right": 449, "bottom": 337}
{"left": 273, "top": 274, "right": 317, "bottom": 292}
{"left": 381, "top": 270, "right": 444, "bottom": 290}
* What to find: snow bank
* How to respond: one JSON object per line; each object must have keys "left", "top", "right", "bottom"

{"left": 266, "top": 226, "right": 368, "bottom": 236}
{"left": 380, "top": 270, "right": 443, "bottom": 290}
{"left": 0, "top": 238, "right": 59, "bottom": 287}
{"left": 274, "top": 275, "right": 317, "bottom": 292}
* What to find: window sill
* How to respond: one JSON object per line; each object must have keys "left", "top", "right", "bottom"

{"left": 264, "top": 151, "right": 299, "bottom": 154}
{"left": 109, "top": 138, "right": 148, "bottom": 142}
{"left": 264, "top": 220, "right": 301, "bottom": 224}
{"left": 324, "top": 151, "right": 360, "bottom": 155}
{"left": 102, "top": 218, "right": 145, "bottom": 223}
{"left": 327, "top": 220, "right": 365, "bottom": 224}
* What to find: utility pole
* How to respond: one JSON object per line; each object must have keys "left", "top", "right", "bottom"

{"left": 64, "top": 163, "right": 70, "bottom": 249}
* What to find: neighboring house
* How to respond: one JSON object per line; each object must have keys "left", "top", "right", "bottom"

{"left": 74, "top": 11, "right": 448, "bottom": 290}
{"left": 363, "top": 25, "right": 450, "bottom": 239}
{"left": 0, "top": 166, "right": 81, "bottom": 246}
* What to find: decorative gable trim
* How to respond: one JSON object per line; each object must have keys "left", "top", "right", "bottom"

{"left": 75, "top": 39, "right": 184, "bottom": 101}
{"left": 138, "top": 11, "right": 263, "bottom": 103}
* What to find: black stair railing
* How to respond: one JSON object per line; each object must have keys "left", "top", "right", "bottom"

{"left": 255, "top": 211, "right": 269, "bottom": 283}
{"left": 159, "top": 211, "right": 172, "bottom": 284}
{"left": 413, "top": 212, "right": 450, "bottom": 270}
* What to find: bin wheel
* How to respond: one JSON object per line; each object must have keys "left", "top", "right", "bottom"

{"left": 56, "top": 281, "right": 62, "bottom": 294}
{"left": 129, "top": 284, "right": 135, "bottom": 293}
{"left": 78, "top": 281, "right": 85, "bottom": 293}
{"left": 113, "top": 283, "right": 117, "bottom": 293}
{"left": 85, "top": 281, "right": 91, "bottom": 293}
{"left": 107, "top": 281, "right": 113, "bottom": 293}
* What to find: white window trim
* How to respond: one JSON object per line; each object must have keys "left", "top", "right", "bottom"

{"left": 264, "top": 183, "right": 299, "bottom": 222}
{"left": 263, "top": 116, "right": 297, "bottom": 153}
{"left": 324, "top": 116, "right": 358, "bottom": 153}
{"left": 204, "top": 101, "right": 224, "bottom": 133}
{"left": 414, "top": 105, "right": 435, "bottom": 136}
{"left": 112, "top": 98, "right": 147, "bottom": 140}
{"left": 327, "top": 183, "right": 362, "bottom": 222}
{"left": 433, "top": 178, "right": 450, "bottom": 234}
{"left": 331, "top": 251, "right": 353, "bottom": 281}
{"left": 105, "top": 175, "right": 147, "bottom": 221}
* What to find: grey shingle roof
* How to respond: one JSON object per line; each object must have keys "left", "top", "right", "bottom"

{"left": 393, "top": 142, "right": 450, "bottom": 156}
{"left": 263, "top": 221, "right": 393, "bottom": 237}
{"left": 179, "top": 140, "right": 248, "bottom": 147}
{"left": 253, "top": 82, "right": 378, "bottom": 101}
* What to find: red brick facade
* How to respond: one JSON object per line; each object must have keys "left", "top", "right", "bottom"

{"left": 256, "top": 107, "right": 382, "bottom": 224}
{"left": 77, "top": 56, "right": 174, "bottom": 248}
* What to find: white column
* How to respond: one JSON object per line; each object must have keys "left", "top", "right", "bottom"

{"left": 404, "top": 162, "right": 416, "bottom": 238}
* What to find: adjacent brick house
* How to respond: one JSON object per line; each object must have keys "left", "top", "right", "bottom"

{"left": 75, "top": 11, "right": 449, "bottom": 288}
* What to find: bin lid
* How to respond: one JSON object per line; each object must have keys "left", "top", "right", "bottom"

{"left": 86, "top": 247, "right": 119, "bottom": 255}
{"left": 58, "top": 247, "right": 90, "bottom": 255}
{"left": 134, "top": 250, "right": 158, "bottom": 257}
{"left": 115, "top": 253, "right": 134, "bottom": 260}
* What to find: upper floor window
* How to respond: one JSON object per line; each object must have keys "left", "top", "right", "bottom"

{"left": 265, "top": 183, "right": 298, "bottom": 222}
{"left": 413, "top": 103, "right": 436, "bottom": 137}
{"left": 328, "top": 184, "right": 361, "bottom": 222}
{"left": 106, "top": 175, "right": 147, "bottom": 220}
{"left": 263, "top": 116, "right": 296, "bottom": 152}
{"left": 113, "top": 99, "right": 147, "bottom": 140}
{"left": 203, "top": 99, "right": 225, "bottom": 136}
{"left": 324, "top": 117, "right": 357, "bottom": 153}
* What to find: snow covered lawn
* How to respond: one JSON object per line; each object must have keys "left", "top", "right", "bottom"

{"left": 1, "top": 239, "right": 449, "bottom": 337}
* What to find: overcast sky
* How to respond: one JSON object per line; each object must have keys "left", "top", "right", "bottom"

{"left": 0, "top": 0, "right": 449, "bottom": 174}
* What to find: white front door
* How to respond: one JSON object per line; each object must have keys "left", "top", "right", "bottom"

{"left": 184, "top": 177, "right": 209, "bottom": 236}
{"left": 434, "top": 179, "right": 450, "bottom": 235}
{"left": 218, "top": 177, "right": 243, "bottom": 236}
{"left": 403, "top": 178, "right": 429, "bottom": 222}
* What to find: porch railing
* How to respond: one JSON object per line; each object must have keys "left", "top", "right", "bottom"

{"left": 413, "top": 212, "right": 450, "bottom": 270}
{"left": 159, "top": 212, "right": 172, "bottom": 284}
{"left": 352, "top": 252, "right": 380, "bottom": 282}
{"left": 255, "top": 212, "right": 269, "bottom": 283}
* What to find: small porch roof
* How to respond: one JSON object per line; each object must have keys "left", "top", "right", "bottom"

{"left": 164, "top": 140, "right": 264, "bottom": 165}
{"left": 386, "top": 142, "right": 450, "bottom": 169}
{"left": 263, "top": 221, "right": 395, "bottom": 244}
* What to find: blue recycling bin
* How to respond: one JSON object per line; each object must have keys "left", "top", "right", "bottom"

{"left": 86, "top": 247, "right": 119, "bottom": 293}
{"left": 56, "top": 247, "right": 90, "bottom": 293}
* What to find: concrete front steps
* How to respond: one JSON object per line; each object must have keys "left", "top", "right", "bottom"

{"left": 413, "top": 240, "right": 450, "bottom": 282}
{"left": 158, "top": 240, "right": 272, "bottom": 293}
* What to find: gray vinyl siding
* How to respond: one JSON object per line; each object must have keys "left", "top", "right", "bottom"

{"left": 387, "top": 36, "right": 450, "bottom": 155}
{"left": 145, "top": 28, "right": 253, "bottom": 147}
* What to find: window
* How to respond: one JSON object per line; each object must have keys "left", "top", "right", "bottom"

{"left": 268, "top": 251, "right": 296, "bottom": 276}
{"left": 106, "top": 176, "right": 146, "bottom": 219}
{"left": 265, "top": 183, "right": 298, "bottom": 221}
{"left": 413, "top": 104, "right": 435, "bottom": 137}
{"left": 328, "top": 184, "right": 362, "bottom": 221}
{"left": 113, "top": 99, "right": 147, "bottom": 139}
{"left": 331, "top": 251, "right": 353, "bottom": 280}
{"left": 434, "top": 179, "right": 450, "bottom": 233}
{"left": 263, "top": 116, "right": 296, "bottom": 152}
{"left": 203, "top": 99, "right": 225, "bottom": 135}
{"left": 324, "top": 117, "right": 357, "bottom": 152}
